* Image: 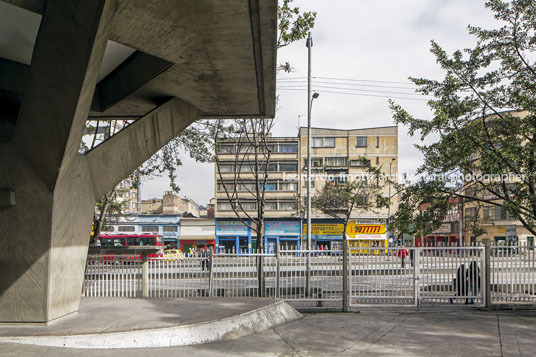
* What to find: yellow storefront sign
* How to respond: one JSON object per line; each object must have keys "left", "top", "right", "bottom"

{"left": 302, "top": 223, "right": 344, "bottom": 235}
{"left": 346, "top": 222, "right": 385, "bottom": 237}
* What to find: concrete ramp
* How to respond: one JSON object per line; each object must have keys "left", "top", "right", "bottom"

{"left": 0, "top": 298, "right": 302, "bottom": 349}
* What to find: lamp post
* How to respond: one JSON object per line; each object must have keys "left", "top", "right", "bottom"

{"left": 306, "top": 32, "right": 319, "bottom": 296}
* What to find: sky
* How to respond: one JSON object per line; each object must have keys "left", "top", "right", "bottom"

{"left": 140, "top": 0, "right": 498, "bottom": 206}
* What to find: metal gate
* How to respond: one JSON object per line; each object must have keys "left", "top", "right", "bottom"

{"left": 348, "top": 246, "right": 485, "bottom": 307}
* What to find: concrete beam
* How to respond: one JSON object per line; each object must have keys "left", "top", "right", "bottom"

{"left": 86, "top": 97, "right": 200, "bottom": 200}
{"left": 0, "top": 58, "right": 29, "bottom": 96}
{"left": 92, "top": 51, "right": 173, "bottom": 112}
{"left": 12, "top": 0, "right": 114, "bottom": 191}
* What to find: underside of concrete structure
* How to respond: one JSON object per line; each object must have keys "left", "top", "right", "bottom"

{"left": 0, "top": 0, "right": 277, "bottom": 323}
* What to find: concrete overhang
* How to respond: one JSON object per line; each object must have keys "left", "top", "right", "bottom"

{"left": 2, "top": 0, "right": 277, "bottom": 119}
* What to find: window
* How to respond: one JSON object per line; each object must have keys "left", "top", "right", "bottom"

{"left": 279, "top": 143, "right": 298, "bottom": 153}
{"left": 219, "top": 164, "right": 234, "bottom": 173}
{"left": 465, "top": 207, "right": 477, "bottom": 218}
{"left": 218, "top": 144, "right": 235, "bottom": 153}
{"left": 142, "top": 226, "right": 159, "bottom": 232}
{"left": 260, "top": 163, "right": 277, "bottom": 172}
{"left": 102, "top": 226, "right": 114, "bottom": 232}
{"left": 279, "top": 162, "right": 298, "bottom": 172}
{"left": 260, "top": 143, "right": 277, "bottom": 153}
{"left": 101, "top": 238, "right": 123, "bottom": 247}
{"left": 218, "top": 201, "right": 233, "bottom": 211}
{"left": 376, "top": 136, "right": 380, "bottom": 148}
{"left": 376, "top": 157, "right": 379, "bottom": 165}
{"left": 260, "top": 183, "right": 277, "bottom": 191}
{"left": 279, "top": 182, "right": 297, "bottom": 191}
{"left": 350, "top": 159, "right": 370, "bottom": 167}
{"left": 265, "top": 201, "right": 277, "bottom": 210}
{"left": 303, "top": 179, "right": 315, "bottom": 188}
{"left": 313, "top": 137, "right": 323, "bottom": 148}
{"left": 356, "top": 136, "right": 367, "bottom": 147}
{"left": 355, "top": 196, "right": 368, "bottom": 207}
{"left": 279, "top": 201, "right": 296, "bottom": 210}
{"left": 217, "top": 182, "right": 235, "bottom": 192}
{"left": 163, "top": 226, "right": 178, "bottom": 232}
{"left": 238, "top": 144, "right": 253, "bottom": 153}
{"left": 118, "top": 226, "right": 136, "bottom": 232}
{"left": 240, "top": 201, "right": 257, "bottom": 210}
{"left": 325, "top": 157, "right": 348, "bottom": 167}
{"left": 324, "top": 137, "right": 335, "bottom": 147}
{"left": 237, "top": 183, "right": 256, "bottom": 192}
{"left": 239, "top": 164, "right": 253, "bottom": 172}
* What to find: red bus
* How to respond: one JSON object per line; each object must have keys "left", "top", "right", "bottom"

{"left": 97, "top": 234, "right": 165, "bottom": 247}
{"left": 95, "top": 234, "right": 165, "bottom": 262}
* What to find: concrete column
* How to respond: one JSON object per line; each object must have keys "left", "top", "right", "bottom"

{"left": 0, "top": 0, "right": 114, "bottom": 323}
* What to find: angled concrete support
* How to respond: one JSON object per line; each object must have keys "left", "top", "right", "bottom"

{"left": 87, "top": 97, "right": 200, "bottom": 200}
{"left": 0, "top": 0, "right": 114, "bottom": 323}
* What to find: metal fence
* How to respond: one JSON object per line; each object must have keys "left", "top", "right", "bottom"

{"left": 83, "top": 243, "right": 536, "bottom": 309}
{"left": 491, "top": 244, "right": 536, "bottom": 303}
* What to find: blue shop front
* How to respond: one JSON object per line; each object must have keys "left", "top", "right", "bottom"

{"left": 215, "top": 220, "right": 252, "bottom": 253}
{"left": 265, "top": 220, "right": 301, "bottom": 253}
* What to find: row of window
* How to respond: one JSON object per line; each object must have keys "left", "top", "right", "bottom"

{"left": 217, "top": 200, "right": 296, "bottom": 211}
{"left": 217, "top": 181, "right": 298, "bottom": 192}
{"left": 312, "top": 136, "right": 381, "bottom": 148}
{"left": 104, "top": 225, "right": 179, "bottom": 233}
{"left": 218, "top": 142, "right": 298, "bottom": 154}
{"left": 305, "top": 157, "right": 378, "bottom": 168}
{"left": 218, "top": 161, "right": 299, "bottom": 173}
{"left": 465, "top": 206, "right": 515, "bottom": 220}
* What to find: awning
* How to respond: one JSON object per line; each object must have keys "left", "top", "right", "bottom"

{"left": 179, "top": 236, "right": 216, "bottom": 241}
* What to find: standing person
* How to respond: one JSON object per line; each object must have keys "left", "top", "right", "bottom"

{"left": 409, "top": 248, "right": 414, "bottom": 267}
{"left": 466, "top": 261, "right": 481, "bottom": 304}
{"left": 397, "top": 247, "right": 407, "bottom": 268}
{"left": 450, "top": 264, "right": 466, "bottom": 304}
{"left": 201, "top": 248, "right": 207, "bottom": 271}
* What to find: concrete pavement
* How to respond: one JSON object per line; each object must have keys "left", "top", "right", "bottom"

{"left": 1, "top": 307, "right": 535, "bottom": 356}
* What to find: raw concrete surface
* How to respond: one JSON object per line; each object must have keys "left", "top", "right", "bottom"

{"left": 0, "top": 306, "right": 535, "bottom": 356}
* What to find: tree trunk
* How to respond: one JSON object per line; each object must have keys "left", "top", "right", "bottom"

{"left": 90, "top": 192, "right": 112, "bottom": 245}
{"left": 256, "top": 220, "right": 265, "bottom": 297}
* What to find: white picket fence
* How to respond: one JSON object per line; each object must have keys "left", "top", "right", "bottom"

{"left": 83, "top": 243, "right": 536, "bottom": 309}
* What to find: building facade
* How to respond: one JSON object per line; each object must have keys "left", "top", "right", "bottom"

{"left": 103, "top": 215, "right": 180, "bottom": 248}
{"left": 214, "top": 126, "right": 399, "bottom": 250}
{"left": 141, "top": 191, "right": 200, "bottom": 217}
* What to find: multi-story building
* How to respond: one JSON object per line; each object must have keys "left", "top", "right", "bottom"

{"left": 298, "top": 126, "right": 398, "bottom": 249}
{"left": 141, "top": 192, "right": 200, "bottom": 217}
{"left": 214, "top": 137, "right": 301, "bottom": 251}
{"left": 116, "top": 175, "right": 140, "bottom": 215}
{"left": 214, "top": 126, "right": 399, "bottom": 251}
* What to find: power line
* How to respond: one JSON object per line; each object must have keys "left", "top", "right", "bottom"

{"left": 277, "top": 79, "right": 419, "bottom": 91}
{"left": 277, "top": 88, "right": 429, "bottom": 101}
{"left": 277, "top": 84, "right": 428, "bottom": 97}
{"left": 277, "top": 76, "right": 416, "bottom": 86}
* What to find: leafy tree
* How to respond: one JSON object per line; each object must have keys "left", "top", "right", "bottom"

{"left": 311, "top": 163, "right": 389, "bottom": 242}
{"left": 390, "top": 0, "right": 536, "bottom": 237}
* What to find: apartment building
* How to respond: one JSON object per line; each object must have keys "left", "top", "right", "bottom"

{"left": 214, "top": 137, "right": 301, "bottom": 251}
{"left": 141, "top": 191, "right": 200, "bottom": 217}
{"left": 116, "top": 176, "right": 140, "bottom": 215}
{"left": 298, "top": 126, "right": 398, "bottom": 249}
{"left": 214, "top": 126, "right": 399, "bottom": 251}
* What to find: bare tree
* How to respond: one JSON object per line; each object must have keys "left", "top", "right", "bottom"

{"left": 214, "top": 118, "right": 276, "bottom": 295}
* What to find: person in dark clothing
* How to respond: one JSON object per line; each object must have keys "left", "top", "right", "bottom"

{"left": 450, "top": 264, "right": 467, "bottom": 304}
{"left": 466, "top": 261, "right": 481, "bottom": 304}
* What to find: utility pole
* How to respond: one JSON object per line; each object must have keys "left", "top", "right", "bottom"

{"left": 306, "top": 31, "right": 313, "bottom": 296}
{"left": 387, "top": 158, "right": 395, "bottom": 243}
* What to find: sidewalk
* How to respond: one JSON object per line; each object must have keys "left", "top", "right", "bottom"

{"left": 1, "top": 307, "right": 535, "bottom": 356}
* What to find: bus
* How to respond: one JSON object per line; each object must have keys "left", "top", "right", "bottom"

{"left": 97, "top": 234, "right": 165, "bottom": 247}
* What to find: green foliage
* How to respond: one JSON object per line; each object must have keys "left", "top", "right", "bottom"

{"left": 390, "top": 0, "right": 536, "bottom": 236}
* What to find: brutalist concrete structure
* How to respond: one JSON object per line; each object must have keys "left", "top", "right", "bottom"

{"left": 0, "top": 0, "right": 277, "bottom": 323}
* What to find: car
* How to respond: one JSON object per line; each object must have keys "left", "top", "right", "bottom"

{"left": 162, "top": 249, "right": 184, "bottom": 261}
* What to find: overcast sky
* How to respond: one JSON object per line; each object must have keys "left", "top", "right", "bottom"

{"left": 140, "top": 0, "right": 497, "bottom": 206}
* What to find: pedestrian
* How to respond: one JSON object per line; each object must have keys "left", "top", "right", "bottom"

{"left": 201, "top": 248, "right": 207, "bottom": 271}
{"left": 409, "top": 249, "right": 414, "bottom": 267}
{"left": 466, "top": 261, "right": 481, "bottom": 304}
{"left": 450, "top": 263, "right": 466, "bottom": 304}
{"left": 397, "top": 247, "right": 407, "bottom": 268}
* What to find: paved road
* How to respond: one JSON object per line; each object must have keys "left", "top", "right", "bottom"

{"left": 2, "top": 308, "right": 535, "bottom": 356}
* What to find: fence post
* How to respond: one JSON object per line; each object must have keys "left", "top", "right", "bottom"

{"left": 209, "top": 246, "right": 214, "bottom": 298}
{"left": 141, "top": 253, "right": 148, "bottom": 298}
{"left": 276, "top": 241, "right": 280, "bottom": 299}
{"left": 483, "top": 239, "right": 491, "bottom": 308}
{"left": 343, "top": 238, "right": 349, "bottom": 312}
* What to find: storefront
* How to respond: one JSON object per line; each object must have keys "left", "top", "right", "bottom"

{"left": 178, "top": 218, "right": 216, "bottom": 254}
{"left": 265, "top": 220, "right": 301, "bottom": 253}
{"left": 215, "top": 220, "right": 252, "bottom": 253}
{"left": 346, "top": 221, "right": 388, "bottom": 254}
{"left": 302, "top": 220, "right": 344, "bottom": 250}
{"left": 419, "top": 223, "right": 460, "bottom": 247}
